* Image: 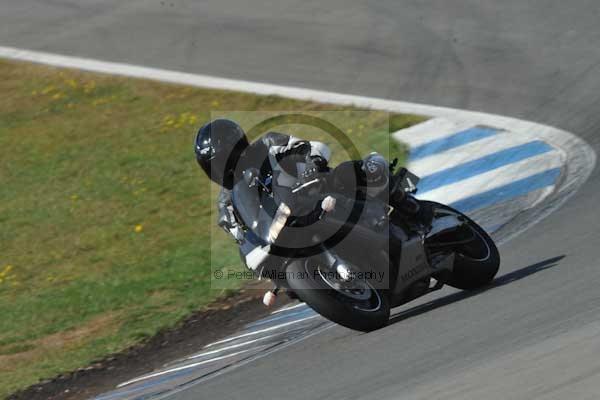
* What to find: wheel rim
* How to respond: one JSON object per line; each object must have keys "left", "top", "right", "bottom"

{"left": 457, "top": 226, "right": 491, "bottom": 262}
{"left": 310, "top": 264, "right": 383, "bottom": 312}
{"left": 432, "top": 207, "right": 492, "bottom": 263}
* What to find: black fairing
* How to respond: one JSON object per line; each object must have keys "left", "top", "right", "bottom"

{"left": 232, "top": 172, "right": 394, "bottom": 290}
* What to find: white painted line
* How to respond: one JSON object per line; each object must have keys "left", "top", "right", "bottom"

{"left": 392, "top": 118, "right": 475, "bottom": 148}
{"left": 0, "top": 45, "right": 459, "bottom": 116}
{"left": 116, "top": 348, "right": 255, "bottom": 388}
{"left": 188, "top": 333, "right": 281, "bottom": 360}
{"left": 204, "top": 314, "right": 321, "bottom": 348}
{"left": 150, "top": 322, "right": 337, "bottom": 400}
{"left": 418, "top": 152, "right": 563, "bottom": 205}
{"left": 407, "top": 131, "right": 550, "bottom": 177}
{"left": 270, "top": 302, "right": 308, "bottom": 315}
{"left": 247, "top": 308, "right": 316, "bottom": 329}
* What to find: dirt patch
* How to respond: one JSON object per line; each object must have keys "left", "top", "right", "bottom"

{"left": 7, "top": 283, "right": 294, "bottom": 400}
{"left": 0, "top": 313, "right": 122, "bottom": 372}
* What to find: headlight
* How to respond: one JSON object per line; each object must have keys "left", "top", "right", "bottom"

{"left": 268, "top": 202, "right": 291, "bottom": 243}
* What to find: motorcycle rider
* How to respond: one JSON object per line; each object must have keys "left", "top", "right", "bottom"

{"left": 194, "top": 119, "right": 431, "bottom": 306}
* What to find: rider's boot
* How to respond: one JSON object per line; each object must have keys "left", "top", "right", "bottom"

{"left": 264, "top": 287, "right": 299, "bottom": 306}
{"left": 263, "top": 290, "right": 277, "bottom": 307}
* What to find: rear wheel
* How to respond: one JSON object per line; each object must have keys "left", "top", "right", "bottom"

{"left": 425, "top": 202, "right": 500, "bottom": 290}
{"left": 286, "top": 260, "right": 390, "bottom": 332}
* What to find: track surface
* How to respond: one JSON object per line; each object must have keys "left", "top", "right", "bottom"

{"left": 3, "top": 1, "right": 600, "bottom": 399}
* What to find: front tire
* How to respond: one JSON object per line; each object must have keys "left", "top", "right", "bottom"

{"left": 425, "top": 202, "right": 500, "bottom": 290}
{"left": 286, "top": 260, "right": 390, "bottom": 332}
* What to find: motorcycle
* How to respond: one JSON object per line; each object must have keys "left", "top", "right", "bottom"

{"left": 230, "top": 159, "right": 500, "bottom": 332}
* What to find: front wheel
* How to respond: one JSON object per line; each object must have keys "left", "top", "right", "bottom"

{"left": 286, "top": 260, "right": 390, "bottom": 332}
{"left": 424, "top": 201, "right": 500, "bottom": 290}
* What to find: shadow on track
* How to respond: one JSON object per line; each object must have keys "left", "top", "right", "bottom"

{"left": 388, "top": 255, "right": 565, "bottom": 326}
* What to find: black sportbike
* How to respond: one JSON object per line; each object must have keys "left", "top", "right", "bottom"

{"left": 232, "top": 160, "right": 500, "bottom": 332}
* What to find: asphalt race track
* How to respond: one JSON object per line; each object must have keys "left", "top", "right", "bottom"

{"left": 3, "top": 1, "right": 600, "bottom": 399}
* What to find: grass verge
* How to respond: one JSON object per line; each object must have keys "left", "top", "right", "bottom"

{"left": 0, "top": 59, "right": 425, "bottom": 397}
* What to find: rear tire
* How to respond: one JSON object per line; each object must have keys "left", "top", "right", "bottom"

{"left": 425, "top": 202, "right": 500, "bottom": 290}
{"left": 286, "top": 260, "right": 390, "bottom": 332}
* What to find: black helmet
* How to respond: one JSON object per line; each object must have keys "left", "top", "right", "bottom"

{"left": 195, "top": 119, "right": 249, "bottom": 189}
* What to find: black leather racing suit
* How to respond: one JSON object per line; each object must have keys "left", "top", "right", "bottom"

{"left": 217, "top": 132, "right": 331, "bottom": 236}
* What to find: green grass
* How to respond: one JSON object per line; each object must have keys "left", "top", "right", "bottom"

{"left": 0, "top": 59, "right": 425, "bottom": 397}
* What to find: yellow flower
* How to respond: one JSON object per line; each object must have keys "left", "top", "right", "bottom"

{"left": 42, "top": 85, "right": 55, "bottom": 94}
{"left": 134, "top": 225, "right": 143, "bottom": 233}
{"left": 70, "top": 194, "right": 79, "bottom": 201}
{"left": 83, "top": 81, "right": 96, "bottom": 94}
{"left": 211, "top": 100, "right": 220, "bottom": 107}
{"left": 0, "top": 265, "right": 13, "bottom": 279}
